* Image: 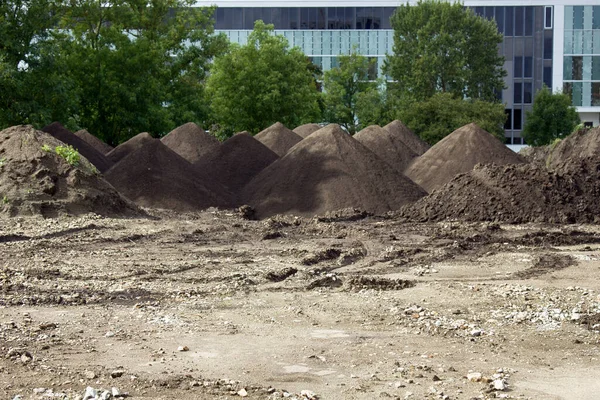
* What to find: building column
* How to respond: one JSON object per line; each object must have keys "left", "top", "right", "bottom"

{"left": 552, "top": 5, "right": 564, "bottom": 93}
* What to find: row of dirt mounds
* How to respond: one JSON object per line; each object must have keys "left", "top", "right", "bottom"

{"left": 0, "top": 125, "right": 140, "bottom": 217}
{"left": 160, "top": 122, "right": 220, "bottom": 164}
{"left": 292, "top": 123, "right": 321, "bottom": 138}
{"left": 354, "top": 124, "right": 418, "bottom": 173}
{"left": 74, "top": 129, "right": 113, "bottom": 155}
{"left": 106, "top": 131, "right": 154, "bottom": 164}
{"left": 255, "top": 122, "right": 303, "bottom": 157}
{"left": 241, "top": 124, "right": 427, "bottom": 219}
{"left": 384, "top": 120, "right": 430, "bottom": 156}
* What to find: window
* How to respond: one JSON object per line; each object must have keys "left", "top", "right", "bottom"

{"left": 573, "top": 6, "right": 584, "bottom": 30}
{"left": 543, "top": 35, "right": 553, "bottom": 60}
{"left": 524, "top": 57, "right": 533, "bottom": 78}
{"left": 345, "top": 7, "right": 355, "bottom": 29}
{"left": 475, "top": 7, "right": 484, "bottom": 16}
{"left": 515, "top": 7, "right": 524, "bottom": 36}
{"left": 368, "top": 58, "right": 378, "bottom": 80}
{"left": 524, "top": 7, "right": 534, "bottom": 36}
{"left": 592, "top": 56, "right": 600, "bottom": 80}
{"left": 543, "top": 66, "right": 552, "bottom": 88}
{"left": 592, "top": 83, "right": 600, "bottom": 106}
{"left": 272, "top": 8, "right": 288, "bottom": 29}
{"left": 504, "top": 109, "right": 512, "bottom": 130}
{"left": 514, "top": 56, "right": 523, "bottom": 78}
{"left": 524, "top": 82, "right": 532, "bottom": 103}
{"left": 514, "top": 82, "right": 522, "bottom": 103}
{"left": 290, "top": 8, "right": 299, "bottom": 29}
{"left": 513, "top": 137, "right": 523, "bottom": 145}
{"left": 594, "top": 6, "right": 600, "bottom": 29}
{"left": 382, "top": 7, "right": 394, "bottom": 29}
{"left": 317, "top": 8, "right": 326, "bottom": 29}
{"left": 572, "top": 56, "right": 583, "bottom": 80}
{"left": 584, "top": 121, "right": 594, "bottom": 128}
{"left": 505, "top": 7, "right": 514, "bottom": 36}
{"left": 545, "top": 6, "right": 553, "bottom": 29}
{"left": 485, "top": 7, "right": 494, "bottom": 20}
{"left": 300, "top": 8, "right": 309, "bottom": 29}
{"left": 513, "top": 109, "right": 522, "bottom": 130}
{"left": 495, "top": 7, "right": 505, "bottom": 34}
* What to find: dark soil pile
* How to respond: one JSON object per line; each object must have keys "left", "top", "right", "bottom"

{"left": 242, "top": 124, "right": 427, "bottom": 219}
{"left": 106, "top": 132, "right": 155, "bottom": 164}
{"left": 74, "top": 129, "right": 113, "bottom": 155}
{"left": 105, "top": 140, "right": 233, "bottom": 212}
{"left": 293, "top": 123, "right": 321, "bottom": 138}
{"left": 405, "top": 123, "right": 526, "bottom": 193}
{"left": 399, "top": 162, "right": 600, "bottom": 224}
{"left": 545, "top": 127, "right": 600, "bottom": 173}
{"left": 384, "top": 120, "right": 430, "bottom": 156}
{"left": 42, "top": 122, "right": 113, "bottom": 173}
{"left": 519, "top": 145, "right": 551, "bottom": 166}
{"left": 354, "top": 125, "right": 418, "bottom": 172}
{"left": 160, "top": 122, "right": 220, "bottom": 164}
{"left": 0, "top": 125, "right": 140, "bottom": 217}
{"left": 194, "top": 132, "right": 279, "bottom": 199}
{"left": 255, "top": 122, "right": 303, "bottom": 157}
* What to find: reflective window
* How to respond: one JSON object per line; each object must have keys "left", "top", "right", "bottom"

{"left": 545, "top": 6, "right": 552, "bottom": 29}
{"left": 543, "top": 66, "right": 552, "bottom": 88}
{"left": 513, "top": 109, "right": 522, "bottom": 130}
{"left": 524, "top": 7, "right": 534, "bottom": 36}
{"left": 505, "top": 7, "right": 514, "bottom": 36}
{"left": 290, "top": 8, "right": 299, "bottom": 29}
{"left": 485, "top": 7, "right": 494, "bottom": 20}
{"left": 524, "top": 57, "right": 533, "bottom": 78}
{"left": 514, "top": 82, "right": 522, "bottom": 103}
{"left": 504, "top": 109, "right": 512, "bottom": 130}
{"left": 515, "top": 7, "right": 524, "bottom": 36}
{"left": 594, "top": 6, "right": 600, "bottom": 29}
{"left": 382, "top": 8, "right": 394, "bottom": 29}
{"left": 524, "top": 82, "right": 533, "bottom": 103}
{"left": 317, "top": 8, "right": 326, "bottom": 29}
{"left": 592, "top": 83, "right": 600, "bottom": 106}
{"left": 572, "top": 82, "right": 583, "bottom": 106}
{"left": 543, "top": 35, "right": 553, "bottom": 60}
{"left": 593, "top": 56, "right": 600, "bottom": 80}
{"left": 573, "top": 6, "right": 584, "bottom": 30}
{"left": 475, "top": 7, "right": 484, "bottom": 16}
{"left": 514, "top": 56, "right": 523, "bottom": 78}
{"left": 495, "top": 7, "right": 504, "bottom": 34}
{"left": 572, "top": 56, "right": 583, "bottom": 80}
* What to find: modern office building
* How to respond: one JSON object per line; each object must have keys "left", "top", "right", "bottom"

{"left": 196, "top": 1, "right": 600, "bottom": 144}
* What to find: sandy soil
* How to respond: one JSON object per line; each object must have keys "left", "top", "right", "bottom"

{"left": 1, "top": 210, "right": 599, "bottom": 400}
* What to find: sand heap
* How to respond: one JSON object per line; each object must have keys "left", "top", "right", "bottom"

{"left": 0, "top": 125, "right": 140, "bottom": 217}
{"left": 105, "top": 140, "right": 232, "bottom": 212}
{"left": 405, "top": 123, "right": 526, "bottom": 193}
{"left": 293, "top": 123, "right": 321, "bottom": 138}
{"left": 242, "top": 124, "right": 427, "bottom": 219}
{"left": 106, "top": 132, "right": 155, "bottom": 164}
{"left": 194, "top": 132, "right": 279, "bottom": 200}
{"left": 74, "top": 129, "right": 113, "bottom": 155}
{"left": 160, "top": 122, "right": 220, "bottom": 164}
{"left": 384, "top": 120, "right": 430, "bottom": 156}
{"left": 42, "top": 122, "right": 113, "bottom": 173}
{"left": 255, "top": 122, "right": 303, "bottom": 157}
{"left": 354, "top": 125, "right": 418, "bottom": 172}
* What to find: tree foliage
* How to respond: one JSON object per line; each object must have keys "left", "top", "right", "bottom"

{"left": 322, "top": 52, "right": 379, "bottom": 134}
{"left": 206, "top": 21, "right": 321, "bottom": 137}
{"left": 385, "top": 0, "right": 505, "bottom": 101}
{"left": 398, "top": 92, "right": 507, "bottom": 144}
{"left": 522, "top": 86, "right": 581, "bottom": 146}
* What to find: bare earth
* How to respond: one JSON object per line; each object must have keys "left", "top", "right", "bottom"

{"left": 1, "top": 211, "right": 599, "bottom": 400}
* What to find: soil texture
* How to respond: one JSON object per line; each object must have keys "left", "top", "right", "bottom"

{"left": 383, "top": 120, "right": 430, "bottom": 156}
{"left": 354, "top": 125, "right": 418, "bottom": 173}
{"left": 106, "top": 132, "right": 155, "bottom": 164}
{"left": 160, "top": 123, "right": 220, "bottom": 164}
{"left": 293, "top": 123, "right": 321, "bottom": 138}
{"left": 74, "top": 129, "right": 114, "bottom": 155}
{"left": 255, "top": 122, "right": 303, "bottom": 157}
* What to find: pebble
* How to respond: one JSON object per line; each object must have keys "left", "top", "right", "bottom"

{"left": 84, "top": 370, "right": 97, "bottom": 380}
{"left": 300, "top": 389, "right": 318, "bottom": 399}
{"left": 467, "top": 372, "right": 482, "bottom": 382}
{"left": 83, "top": 387, "right": 97, "bottom": 400}
{"left": 110, "top": 370, "right": 125, "bottom": 378}
{"left": 237, "top": 388, "right": 248, "bottom": 397}
{"left": 177, "top": 345, "right": 189, "bottom": 352}
{"left": 493, "top": 379, "right": 507, "bottom": 391}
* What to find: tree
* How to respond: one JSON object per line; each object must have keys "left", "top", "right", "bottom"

{"left": 206, "top": 21, "right": 321, "bottom": 136}
{"left": 322, "top": 52, "right": 379, "bottom": 134}
{"left": 522, "top": 86, "right": 581, "bottom": 146}
{"left": 53, "top": 0, "right": 227, "bottom": 145}
{"left": 399, "top": 92, "right": 506, "bottom": 144}
{"left": 385, "top": 0, "right": 505, "bottom": 101}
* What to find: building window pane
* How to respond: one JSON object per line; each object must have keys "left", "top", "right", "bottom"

{"left": 514, "top": 82, "right": 522, "bottom": 103}
{"left": 573, "top": 6, "right": 584, "bottom": 29}
{"left": 514, "top": 56, "right": 523, "bottom": 78}
{"left": 524, "top": 82, "right": 533, "bottom": 103}
{"left": 232, "top": 8, "right": 243, "bottom": 29}
{"left": 514, "top": 137, "right": 523, "bottom": 145}
{"left": 345, "top": 7, "right": 355, "bottom": 29}
{"left": 485, "top": 7, "right": 494, "bottom": 20}
{"left": 515, "top": 7, "right": 524, "bottom": 36}
{"left": 300, "top": 8, "right": 309, "bottom": 29}
{"left": 594, "top": 6, "right": 600, "bottom": 29}
{"left": 525, "top": 7, "right": 534, "bottom": 36}
{"left": 592, "top": 82, "right": 600, "bottom": 106}
{"left": 572, "top": 56, "right": 583, "bottom": 80}
{"left": 505, "top": 7, "right": 514, "bottom": 36}
{"left": 475, "top": 7, "right": 484, "bottom": 17}
{"left": 290, "top": 8, "right": 299, "bottom": 29}
{"left": 545, "top": 6, "right": 553, "bottom": 28}
{"left": 317, "top": 8, "right": 326, "bottom": 29}
{"left": 504, "top": 109, "right": 512, "bottom": 130}
{"left": 514, "top": 109, "right": 522, "bottom": 130}
{"left": 543, "top": 66, "right": 552, "bottom": 88}
{"left": 372, "top": 7, "right": 382, "bottom": 29}
{"left": 524, "top": 56, "right": 533, "bottom": 78}
{"left": 495, "top": 7, "right": 505, "bottom": 34}
{"left": 592, "top": 56, "right": 600, "bottom": 80}
{"left": 382, "top": 7, "right": 394, "bottom": 29}
{"left": 543, "top": 35, "right": 553, "bottom": 60}
{"left": 572, "top": 82, "right": 583, "bottom": 106}
{"left": 563, "top": 82, "right": 573, "bottom": 101}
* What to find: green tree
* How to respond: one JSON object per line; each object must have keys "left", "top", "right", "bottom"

{"left": 385, "top": 0, "right": 505, "bottom": 101}
{"left": 206, "top": 21, "right": 321, "bottom": 136}
{"left": 399, "top": 92, "right": 506, "bottom": 144}
{"left": 522, "top": 86, "right": 581, "bottom": 146}
{"left": 54, "top": 0, "right": 227, "bottom": 145}
{"left": 322, "top": 52, "right": 379, "bottom": 134}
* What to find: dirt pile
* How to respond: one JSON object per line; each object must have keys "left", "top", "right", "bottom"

{"left": 544, "top": 127, "right": 600, "bottom": 173}
{"left": 0, "top": 125, "right": 140, "bottom": 217}
{"left": 242, "top": 124, "right": 427, "bottom": 219}
{"left": 74, "top": 129, "right": 113, "bottom": 155}
{"left": 194, "top": 132, "right": 279, "bottom": 199}
{"left": 405, "top": 123, "right": 526, "bottom": 193}
{"left": 293, "top": 123, "right": 321, "bottom": 138}
{"left": 384, "top": 120, "right": 430, "bottom": 156}
{"left": 160, "top": 122, "right": 220, "bottom": 164}
{"left": 42, "top": 122, "right": 113, "bottom": 173}
{"left": 105, "top": 140, "right": 232, "bottom": 212}
{"left": 354, "top": 125, "right": 418, "bottom": 172}
{"left": 255, "top": 122, "right": 303, "bottom": 157}
{"left": 399, "top": 162, "right": 600, "bottom": 224}
{"left": 106, "top": 132, "right": 155, "bottom": 164}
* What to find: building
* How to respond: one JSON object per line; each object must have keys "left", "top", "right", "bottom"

{"left": 195, "top": 1, "right": 600, "bottom": 144}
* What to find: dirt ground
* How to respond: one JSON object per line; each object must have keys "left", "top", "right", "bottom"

{"left": 1, "top": 210, "right": 600, "bottom": 400}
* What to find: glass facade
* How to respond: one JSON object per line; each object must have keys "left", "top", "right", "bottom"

{"left": 563, "top": 6, "right": 600, "bottom": 107}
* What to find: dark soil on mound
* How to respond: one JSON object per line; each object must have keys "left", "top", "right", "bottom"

{"left": 74, "top": 129, "right": 113, "bottom": 155}
{"left": 105, "top": 140, "right": 233, "bottom": 212}
{"left": 0, "top": 125, "right": 140, "bottom": 217}
{"left": 545, "top": 127, "right": 600, "bottom": 173}
{"left": 405, "top": 123, "right": 526, "bottom": 193}
{"left": 292, "top": 123, "right": 321, "bottom": 138}
{"left": 255, "top": 122, "right": 303, "bottom": 157}
{"left": 42, "top": 122, "right": 113, "bottom": 173}
{"left": 160, "top": 122, "right": 220, "bottom": 164}
{"left": 106, "top": 132, "right": 155, "bottom": 164}
{"left": 383, "top": 120, "right": 430, "bottom": 156}
{"left": 242, "top": 124, "right": 427, "bottom": 219}
{"left": 354, "top": 125, "right": 418, "bottom": 173}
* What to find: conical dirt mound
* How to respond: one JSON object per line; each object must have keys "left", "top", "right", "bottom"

{"left": 194, "top": 132, "right": 279, "bottom": 199}
{"left": 160, "top": 122, "right": 220, "bottom": 164}
{"left": 0, "top": 125, "right": 140, "bottom": 217}
{"left": 105, "top": 140, "right": 233, "bottom": 212}
{"left": 42, "top": 122, "right": 113, "bottom": 173}
{"left": 544, "top": 127, "right": 600, "bottom": 173}
{"left": 242, "top": 124, "right": 427, "bottom": 219}
{"left": 405, "top": 123, "right": 526, "bottom": 193}
{"left": 75, "top": 129, "right": 113, "bottom": 155}
{"left": 293, "top": 123, "right": 321, "bottom": 138}
{"left": 255, "top": 122, "right": 303, "bottom": 157}
{"left": 106, "top": 132, "right": 155, "bottom": 164}
{"left": 354, "top": 125, "right": 418, "bottom": 172}
{"left": 384, "top": 120, "right": 430, "bottom": 156}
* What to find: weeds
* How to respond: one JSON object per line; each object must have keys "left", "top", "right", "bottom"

{"left": 41, "top": 144, "right": 52, "bottom": 152}
{"left": 55, "top": 145, "right": 80, "bottom": 166}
